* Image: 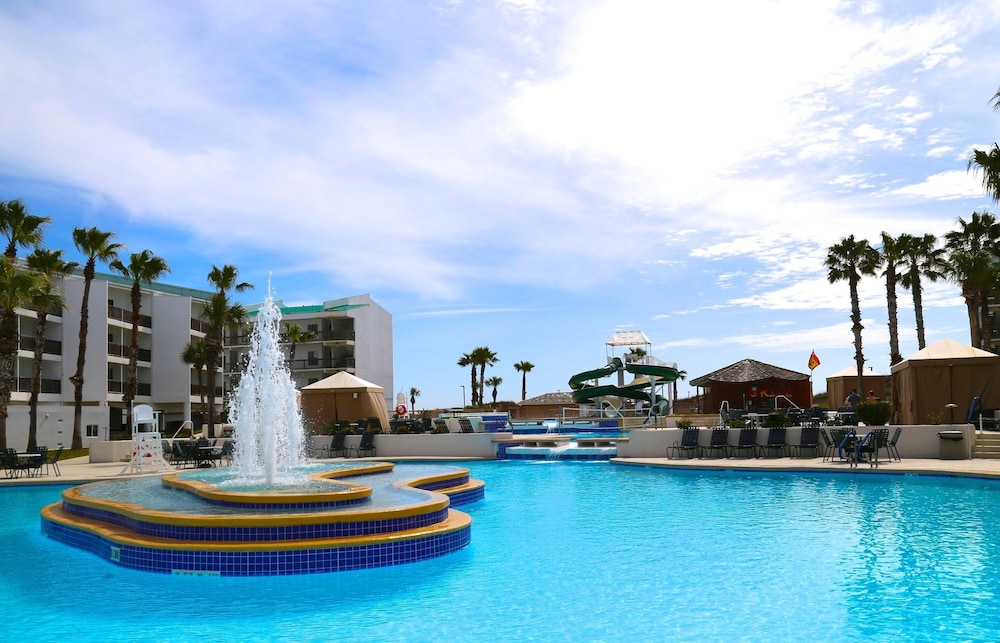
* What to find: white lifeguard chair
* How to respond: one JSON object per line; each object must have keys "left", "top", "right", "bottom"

{"left": 120, "top": 404, "right": 171, "bottom": 475}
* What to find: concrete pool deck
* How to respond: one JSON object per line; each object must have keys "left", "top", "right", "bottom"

{"left": 7, "top": 454, "right": 1000, "bottom": 485}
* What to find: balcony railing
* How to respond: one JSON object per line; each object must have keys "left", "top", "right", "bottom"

{"left": 190, "top": 318, "right": 211, "bottom": 333}
{"left": 107, "top": 380, "right": 151, "bottom": 396}
{"left": 18, "top": 335, "right": 62, "bottom": 355}
{"left": 289, "top": 357, "right": 356, "bottom": 371}
{"left": 108, "top": 305, "right": 152, "bottom": 328}
{"left": 318, "top": 329, "right": 355, "bottom": 342}
{"left": 108, "top": 343, "right": 152, "bottom": 362}
{"left": 15, "top": 377, "right": 60, "bottom": 394}
{"left": 190, "top": 383, "right": 223, "bottom": 397}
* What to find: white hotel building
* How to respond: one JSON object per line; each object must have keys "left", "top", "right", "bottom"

{"left": 6, "top": 270, "right": 392, "bottom": 450}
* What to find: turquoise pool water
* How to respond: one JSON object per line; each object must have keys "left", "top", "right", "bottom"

{"left": 5, "top": 462, "right": 1000, "bottom": 641}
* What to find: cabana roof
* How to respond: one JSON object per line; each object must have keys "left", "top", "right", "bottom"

{"left": 690, "top": 359, "right": 810, "bottom": 386}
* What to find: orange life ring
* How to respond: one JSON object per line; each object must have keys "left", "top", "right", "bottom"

{"left": 395, "top": 404, "right": 407, "bottom": 415}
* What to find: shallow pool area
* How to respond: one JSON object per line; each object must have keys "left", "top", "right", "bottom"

{"left": 7, "top": 462, "right": 1000, "bottom": 641}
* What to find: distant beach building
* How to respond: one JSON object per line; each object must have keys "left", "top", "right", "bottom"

{"left": 690, "top": 359, "right": 812, "bottom": 413}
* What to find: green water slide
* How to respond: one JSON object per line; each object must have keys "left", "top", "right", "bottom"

{"left": 568, "top": 359, "right": 680, "bottom": 405}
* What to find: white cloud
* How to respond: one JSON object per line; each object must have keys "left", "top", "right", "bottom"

{"left": 892, "top": 170, "right": 985, "bottom": 200}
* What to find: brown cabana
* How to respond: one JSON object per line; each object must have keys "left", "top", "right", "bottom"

{"left": 825, "top": 366, "right": 889, "bottom": 408}
{"left": 690, "top": 359, "right": 812, "bottom": 413}
{"left": 890, "top": 338, "right": 1000, "bottom": 425}
{"left": 513, "top": 392, "right": 575, "bottom": 420}
{"left": 299, "top": 372, "right": 391, "bottom": 433}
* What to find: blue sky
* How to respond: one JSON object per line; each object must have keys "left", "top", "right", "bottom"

{"left": 1, "top": 0, "right": 999, "bottom": 410}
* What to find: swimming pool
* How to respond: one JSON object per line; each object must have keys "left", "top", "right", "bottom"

{"left": 5, "top": 462, "right": 1000, "bottom": 641}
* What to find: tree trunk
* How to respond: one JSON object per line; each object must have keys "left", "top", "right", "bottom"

{"left": 885, "top": 268, "right": 902, "bottom": 365}
{"left": 0, "top": 308, "right": 18, "bottom": 451}
{"left": 72, "top": 273, "right": 93, "bottom": 450}
{"left": 850, "top": 277, "right": 866, "bottom": 397}
{"left": 912, "top": 275, "right": 927, "bottom": 350}
{"left": 27, "top": 312, "right": 47, "bottom": 452}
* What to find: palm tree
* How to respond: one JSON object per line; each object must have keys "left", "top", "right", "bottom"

{"left": 182, "top": 338, "right": 208, "bottom": 424}
{"left": 898, "top": 233, "right": 947, "bottom": 350}
{"left": 672, "top": 369, "right": 688, "bottom": 411}
{"left": 513, "top": 360, "right": 535, "bottom": 401}
{"left": 485, "top": 376, "right": 502, "bottom": 405}
{"left": 0, "top": 259, "right": 45, "bottom": 450}
{"left": 203, "top": 264, "right": 253, "bottom": 438}
{"left": 0, "top": 199, "right": 50, "bottom": 261}
{"left": 458, "top": 353, "right": 476, "bottom": 407}
{"left": 0, "top": 200, "right": 51, "bottom": 450}
{"left": 283, "top": 323, "right": 316, "bottom": 368}
{"left": 25, "top": 249, "right": 77, "bottom": 452}
{"left": 826, "top": 235, "right": 880, "bottom": 397}
{"left": 471, "top": 346, "right": 498, "bottom": 407}
{"left": 944, "top": 211, "right": 1000, "bottom": 350}
{"left": 878, "top": 232, "right": 906, "bottom": 365}
{"left": 409, "top": 386, "right": 420, "bottom": 412}
{"left": 109, "top": 250, "right": 170, "bottom": 432}
{"left": 968, "top": 85, "right": 1000, "bottom": 204}
{"left": 70, "top": 227, "right": 123, "bottom": 449}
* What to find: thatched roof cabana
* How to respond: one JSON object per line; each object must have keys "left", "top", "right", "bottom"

{"left": 690, "top": 359, "right": 812, "bottom": 412}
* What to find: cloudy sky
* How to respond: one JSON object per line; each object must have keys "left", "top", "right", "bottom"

{"left": 1, "top": 0, "right": 999, "bottom": 409}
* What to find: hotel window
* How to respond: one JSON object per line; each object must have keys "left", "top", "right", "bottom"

{"left": 86, "top": 424, "right": 99, "bottom": 438}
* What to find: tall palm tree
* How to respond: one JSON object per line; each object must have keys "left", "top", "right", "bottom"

{"left": 109, "top": 250, "right": 170, "bottom": 432}
{"left": 70, "top": 227, "right": 123, "bottom": 449}
{"left": 283, "top": 323, "right": 316, "bottom": 368}
{"left": 878, "top": 232, "right": 906, "bottom": 365}
{"left": 182, "top": 338, "right": 208, "bottom": 424}
{"left": 485, "top": 376, "right": 502, "bottom": 406}
{"left": 409, "top": 386, "right": 420, "bottom": 412}
{"left": 513, "top": 360, "right": 535, "bottom": 401}
{"left": 0, "top": 199, "right": 50, "bottom": 260}
{"left": 203, "top": 264, "right": 253, "bottom": 438}
{"left": 672, "top": 369, "right": 688, "bottom": 410}
{"left": 826, "top": 235, "right": 880, "bottom": 397}
{"left": 471, "top": 346, "right": 498, "bottom": 408}
{"left": 944, "top": 211, "right": 1000, "bottom": 350}
{"left": 898, "top": 233, "right": 947, "bottom": 350}
{"left": 25, "top": 249, "right": 77, "bottom": 452}
{"left": 968, "top": 85, "right": 1000, "bottom": 205}
{"left": 0, "top": 259, "right": 45, "bottom": 450}
{"left": 458, "top": 353, "right": 476, "bottom": 407}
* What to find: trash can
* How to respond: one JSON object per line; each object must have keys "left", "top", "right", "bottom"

{"left": 938, "top": 430, "right": 966, "bottom": 460}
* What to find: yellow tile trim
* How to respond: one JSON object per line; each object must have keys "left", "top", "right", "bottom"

{"left": 42, "top": 502, "right": 471, "bottom": 552}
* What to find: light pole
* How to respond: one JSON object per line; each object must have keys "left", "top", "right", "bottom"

{"left": 460, "top": 385, "right": 466, "bottom": 409}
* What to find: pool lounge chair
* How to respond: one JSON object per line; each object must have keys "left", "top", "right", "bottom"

{"left": 668, "top": 427, "right": 700, "bottom": 459}
{"left": 326, "top": 432, "right": 347, "bottom": 458}
{"left": 458, "top": 417, "right": 475, "bottom": 433}
{"left": 729, "top": 427, "right": 760, "bottom": 458}
{"left": 885, "top": 427, "right": 902, "bottom": 462}
{"left": 793, "top": 426, "right": 821, "bottom": 458}
{"left": 350, "top": 431, "right": 376, "bottom": 458}
{"left": 760, "top": 427, "right": 788, "bottom": 458}
{"left": 701, "top": 427, "right": 730, "bottom": 458}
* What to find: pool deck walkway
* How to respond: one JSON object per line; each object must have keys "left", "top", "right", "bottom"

{"left": 6, "top": 454, "right": 1000, "bottom": 485}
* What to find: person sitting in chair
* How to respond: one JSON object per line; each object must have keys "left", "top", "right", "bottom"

{"left": 845, "top": 389, "right": 861, "bottom": 408}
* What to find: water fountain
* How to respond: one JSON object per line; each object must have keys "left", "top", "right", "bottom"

{"left": 40, "top": 284, "right": 483, "bottom": 576}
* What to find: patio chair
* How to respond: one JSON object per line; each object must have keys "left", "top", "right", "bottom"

{"left": 432, "top": 418, "right": 450, "bottom": 433}
{"left": 2, "top": 448, "right": 29, "bottom": 479}
{"left": 368, "top": 417, "right": 384, "bottom": 433}
{"left": 326, "top": 431, "right": 347, "bottom": 458}
{"left": 885, "top": 427, "right": 902, "bottom": 462}
{"left": 46, "top": 445, "right": 64, "bottom": 476}
{"left": 729, "top": 427, "right": 760, "bottom": 458}
{"left": 458, "top": 417, "right": 475, "bottom": 433}
{"left": 668, "top": 426, "right": 700, "bottom": 459}
{"left": 350, "top": 431, "right": 376, "bottom": 458}
{"left": 760, "top": 427, "right": 788, "bottom": 458}
{"left": 793, "top": 426, "right": 821, "bottom": 458}
{"left": 220, "top": 440, "right": 235, "bottom": 465}
{"left": 831, "top": 428, "right": 851, "bottom": 462}
{"left": 701, "top": 426, "right": 730, "bottom": 458}
{"left": 172, "top": 441, "right": 188, "bottom": 467}
{"left": 851, "top": 430, "right": 880, "bottom": 468}
{"left": 820, "top": 427, "right": 835, "bottom": 462}
{"left": 27, "top": 446, "right": 47, "bottom": 477}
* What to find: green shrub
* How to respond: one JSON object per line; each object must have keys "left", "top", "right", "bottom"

{"left": 676, "top": 419, "right": 693, "bottom": 429}
{"left": 763, "top": 412, "right": 790, "bottom": 428}
{"left": 855, "top": 401, "right": 892, "bottom": 426}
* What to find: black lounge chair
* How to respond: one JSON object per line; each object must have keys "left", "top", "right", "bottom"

{"left": 701, "top": 427, "right": 730, "bottom": 458}
{"left": 729, "top": 427, "right": 760, "bottom": 458}
{"left": 350, "top": 431, "right": 376, "bottom": 458}
{"left": 458, "top": 417, "right": 475, "bottom": 433}
{"left": 794, "top": 426, "right": 821, "bottom": 458}
{"left": 885, "top": 427, "right": 902, "bottom": 461}
{"left": 433, "top": 418, "right": 450, "bottom": 433}
{"left": 668, "top": 427, "right": 700, "bottom": 459}
{"left": 760, "top": 427, "right": 788, "bottom": 458}
{"left": 368, "top": 417, "right": 384, "bottom": 433}
{"left": 46, "top": 445, "right": 64, "bottom": 476}
{"left": 326, "top": 432, "right": 347, "bottom": 458}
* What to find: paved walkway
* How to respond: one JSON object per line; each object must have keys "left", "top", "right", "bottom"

{"left": 6, "top": 454, "right": 1000, "bottom": 486}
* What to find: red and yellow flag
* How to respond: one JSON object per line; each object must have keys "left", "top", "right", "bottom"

{"left": 807, "top": 351, "right": 820, "bottom": 371}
